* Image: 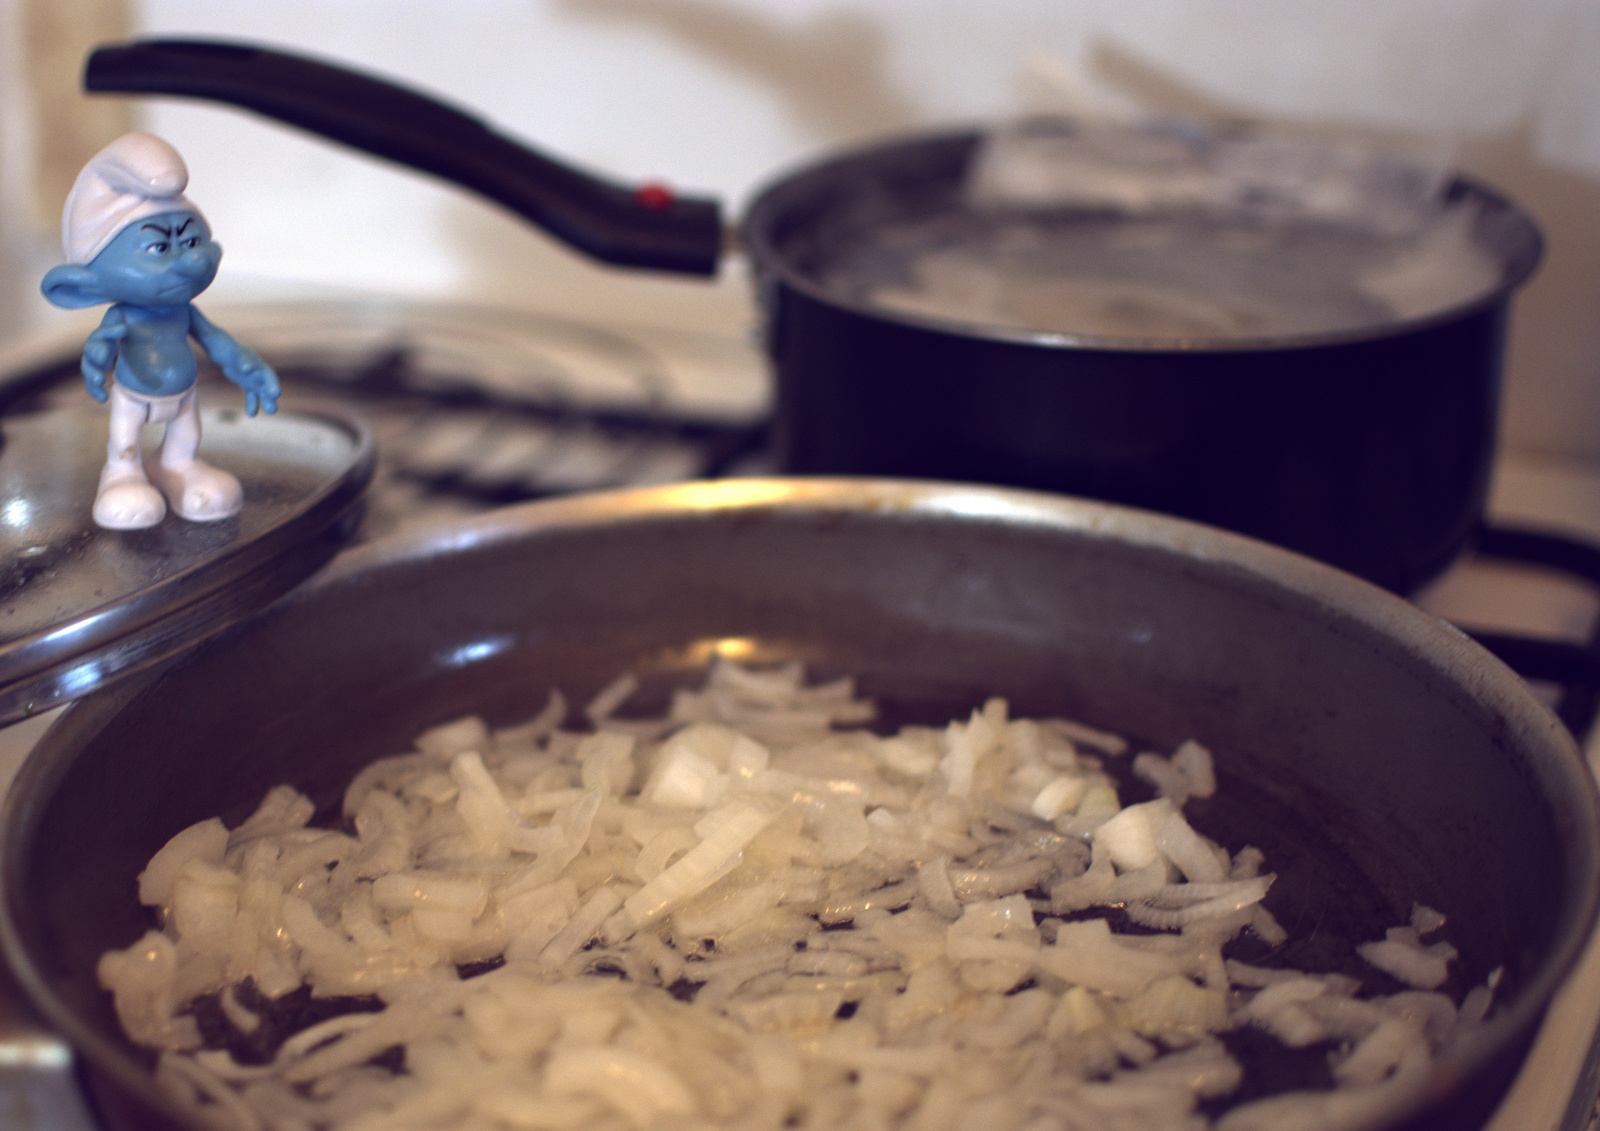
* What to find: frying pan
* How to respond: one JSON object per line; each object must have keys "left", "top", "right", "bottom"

{"left": 80, "top": 39, "right": 1544, "bottom": 593}
{"left": 0, "top": 479, "right": 1596, "bottom": 1131}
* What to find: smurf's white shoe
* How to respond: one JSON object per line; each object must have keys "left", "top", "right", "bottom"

{"left": 93, "top": 465, "right": 166, "bottom": 530}
{"left": 146, "top": 458, "right": 243, "bottom": 521}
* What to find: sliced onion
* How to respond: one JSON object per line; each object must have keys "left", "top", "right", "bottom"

{"left": 622, "top": 804, "right": 773, "bottom": 928}
{"left": 102, "top": 661, "right": 1470, "bottom": 1131}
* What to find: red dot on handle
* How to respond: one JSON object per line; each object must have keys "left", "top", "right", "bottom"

{"left": 634, "top": 182, "right": 675, "bottom": 211}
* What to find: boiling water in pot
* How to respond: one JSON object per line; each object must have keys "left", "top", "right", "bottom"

{"left": 829, "top": 204, "right": 1498, "bottom": 341}
{"left": 816, "top": 121, "right": 1503, "bottom": 342}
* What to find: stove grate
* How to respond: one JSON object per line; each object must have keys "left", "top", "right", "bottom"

{"left": 1461, "top": 524, "right": 1600, "bottom": 740}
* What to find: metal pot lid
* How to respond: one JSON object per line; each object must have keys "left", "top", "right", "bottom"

{"left": 0, "top": 400, "right": 374, "bottom": 723}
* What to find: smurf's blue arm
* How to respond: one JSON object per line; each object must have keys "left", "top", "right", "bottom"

{"left": 189, "top": 305, "right": 279, "bottom": 415}
{"left": 81, "top": 306, "right": 128, "bottom": 403}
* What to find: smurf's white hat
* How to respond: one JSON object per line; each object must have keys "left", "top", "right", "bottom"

{"left": 61, "top": 132, "right": 204, "bottom": 264}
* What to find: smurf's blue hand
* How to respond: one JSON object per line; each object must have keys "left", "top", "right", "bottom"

{"left": 190, "top": 305, "right": 280, "bottom": 416}
{"left": 230, "top": 350, "right": 279, "bottom": 417}
{"left": 81, "top": 310, "right": 128, "bottom": 403}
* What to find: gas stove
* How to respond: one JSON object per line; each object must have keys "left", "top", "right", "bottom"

{"left": 2, "top": 298, "right": 1599, "bottom": 1130}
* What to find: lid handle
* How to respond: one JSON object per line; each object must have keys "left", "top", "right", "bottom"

{"left": 85, "top": 39, "right": 724, "bottom": 276}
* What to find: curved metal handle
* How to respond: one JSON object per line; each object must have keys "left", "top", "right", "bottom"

{"left": 85, "top": 39, "right": 724, "bottom": 276}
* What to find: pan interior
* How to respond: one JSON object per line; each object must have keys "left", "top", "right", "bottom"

{"left": 1, "top": 490, "right": 1592, "bottom": 1128}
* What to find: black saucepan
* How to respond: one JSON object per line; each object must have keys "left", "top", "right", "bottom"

{"left": 81, "top": 39, "right": 1544, "bottom": 593}
{"left": 0, "top": 480, "right": 1597, "bottom": 1131}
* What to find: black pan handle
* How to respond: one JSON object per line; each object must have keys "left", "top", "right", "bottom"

{"left": 84, "top": 39, "right": 724, "bottom": 276}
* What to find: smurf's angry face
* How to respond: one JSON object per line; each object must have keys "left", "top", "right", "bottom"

{"left": 89, "top": 209, "right": 222, "bottom": 306}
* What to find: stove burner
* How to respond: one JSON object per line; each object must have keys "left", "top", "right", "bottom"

{"left": 0, "top": 305, "right": 771, "bottom": 539}
{"left": 267, "top": 347, "right": 770, "bottom": 517}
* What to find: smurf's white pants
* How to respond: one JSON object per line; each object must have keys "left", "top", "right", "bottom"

{"left": 104, "top": 382, "right": 202, "bottom": 471}
{"left": 95, "top": 381, "right": 241, "bottom": 528}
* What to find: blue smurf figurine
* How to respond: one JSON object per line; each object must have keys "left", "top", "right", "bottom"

{"left": 40, "top": 132, "right": 279, "bottom": 530}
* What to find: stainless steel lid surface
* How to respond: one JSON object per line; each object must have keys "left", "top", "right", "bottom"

{"left": 0, "top": 402, "right": 374, "bottom": 722}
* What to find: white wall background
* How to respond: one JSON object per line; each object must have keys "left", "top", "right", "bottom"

{"left": 6, "top": 0, "right": 1600, "bottom": 459}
